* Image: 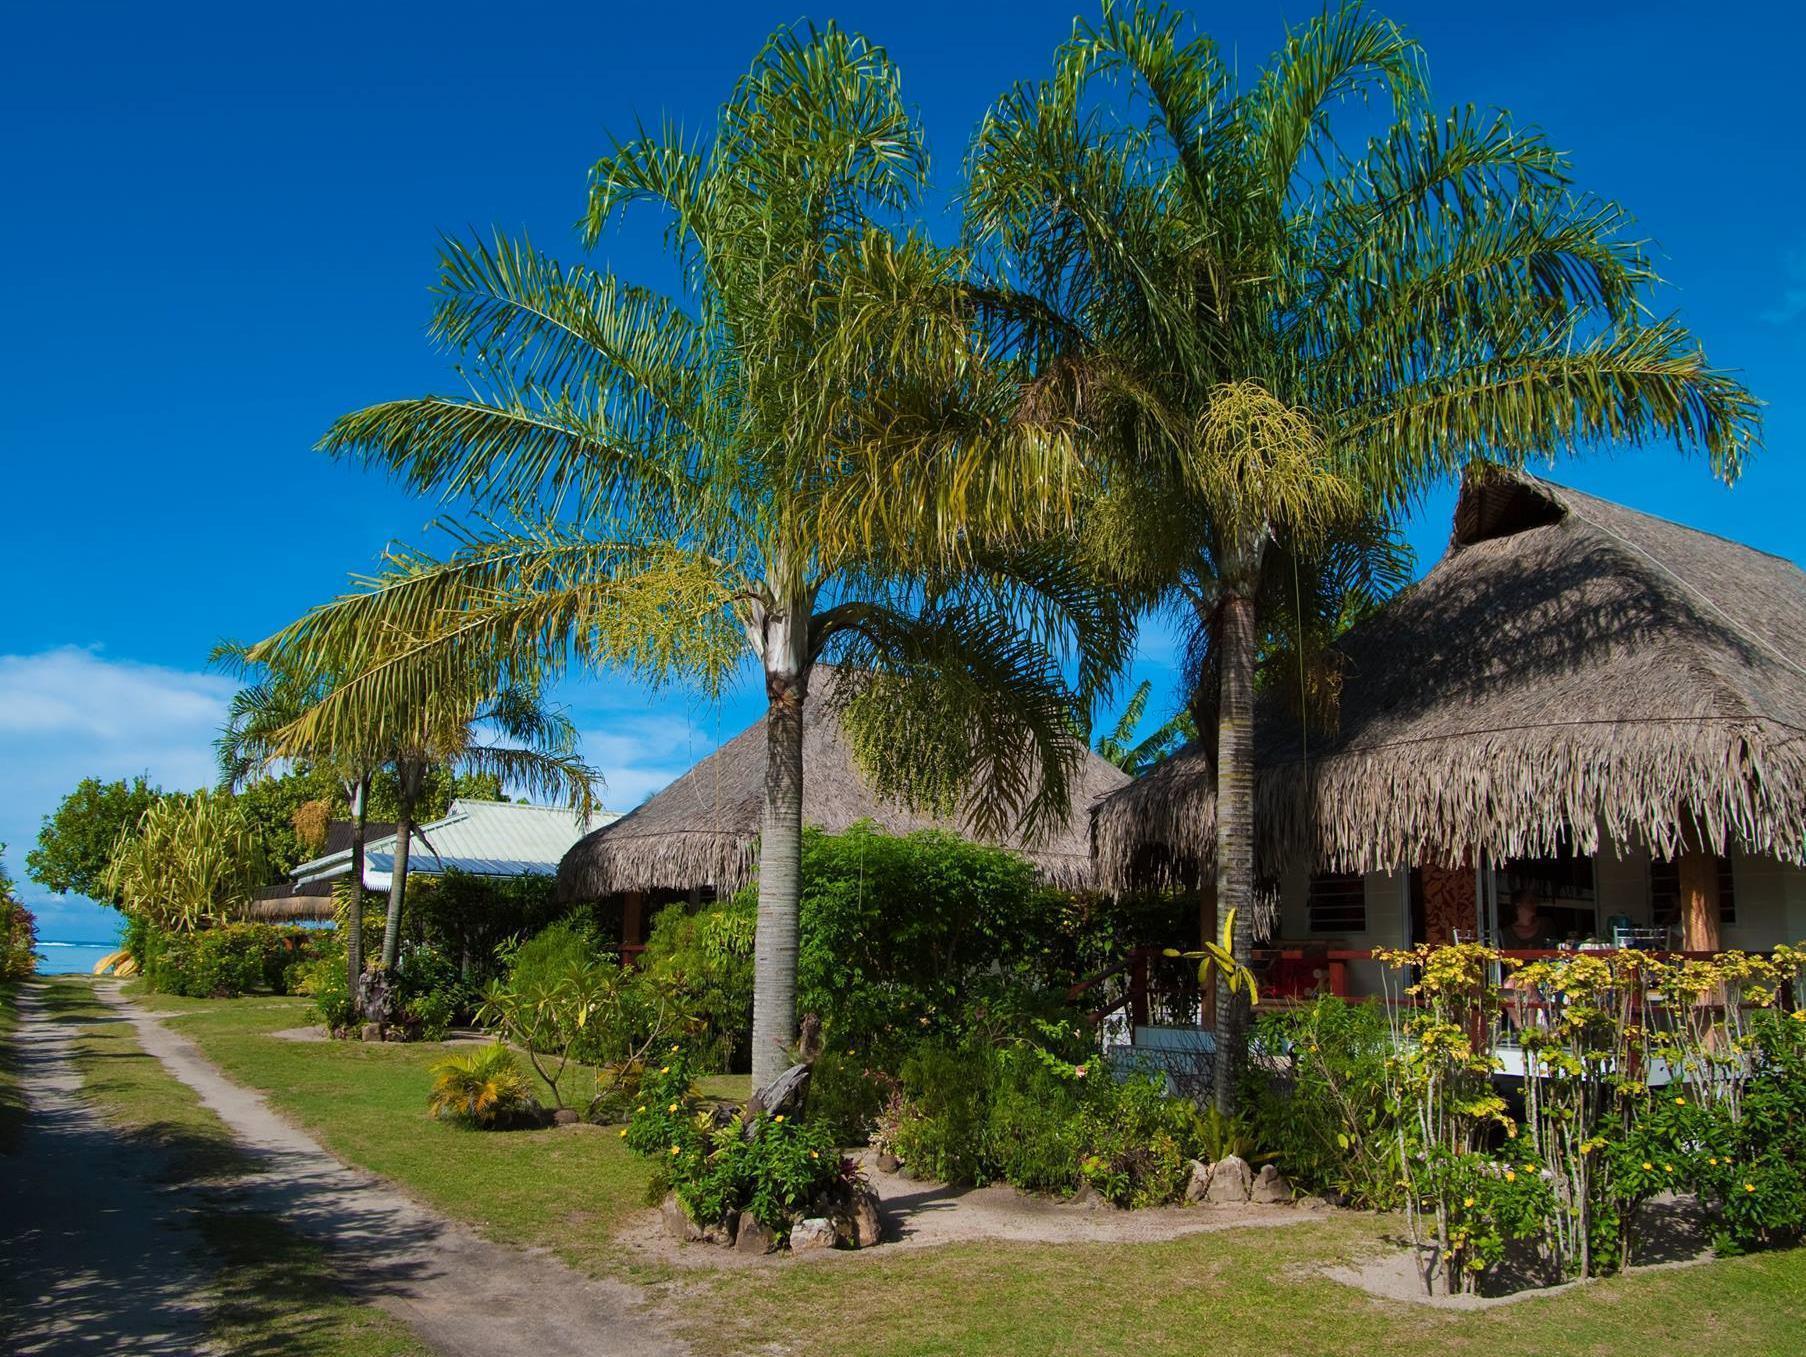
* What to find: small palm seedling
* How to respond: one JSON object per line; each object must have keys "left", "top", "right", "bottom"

{"left": 427, "top": 1043, "right": 540, "bottom": 1129}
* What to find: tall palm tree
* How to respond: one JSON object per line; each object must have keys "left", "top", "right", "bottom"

{"left": 967, "top": 2, "right": 1759, "bottom": 1109}
{"left": 215, "top": 645, "right": 382, "bottom": 993}
{"left": 255, "top": 24, "right": 1127, "bottom": 1087}
{"left": 1094, "top": 680, "right": 1194, "bottom": 778}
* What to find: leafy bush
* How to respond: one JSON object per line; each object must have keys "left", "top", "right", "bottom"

{"left": 136, "top": 922, "right": 313, "bottom": 998}
{"left": 482, "top": 921, "right": 683, "bottom": 1110}
{"left": 1244, "top": 995, "right": 1401, "bottom": 1207}
{"left": 427, "top": 1044, "right": 540, "bottom": 1129}
{"left": 802, "top": 1043, "right": 884, "bottom": 1145}
{"left": 625, "top": 1044, "right": 850, "bottom": 1240}
{"left": 1690, "top": 1010, "right": 1806, "bottom": 1253}
{"left": 985, "top": 1055, "right": 1085, "bottom": 1194}
{"left": 298, "top": 950, "right": 356, "bottom": 1031}
{"left": 0, "top": 854, "right": 37, "bottom": 982}
{"left": 637, "top": 898, "right": 755, "bottom": 1071}
{"left": 1077, "top": 1073, "right": 1201, "bottom": 1208}
{"left": 404, "top": 870, "right": 568, "bottom": 990}
{"left": 881, "top": 1039, "right": 998, "bottom": 1185}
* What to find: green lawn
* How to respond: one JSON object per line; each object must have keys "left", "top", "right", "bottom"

{"left": 0, "top": 983, "right": 23, "bottom": 1153}
{"left": 130, "top": 983, "right": 1806, "bottom": 1357}
{"left": 32, "top": 977, "right": 427, "bottom": 1357}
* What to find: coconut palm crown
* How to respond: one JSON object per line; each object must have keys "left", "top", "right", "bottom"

{"left": 253, "top": 23, "right": 1130, "bottom": 1086}
{"left": 965, "top": 1, "right": 1761, "bottom": 1107}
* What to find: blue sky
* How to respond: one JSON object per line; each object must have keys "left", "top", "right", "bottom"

{"left": 2, "top": 1, "right": 1800, "bottom": 941}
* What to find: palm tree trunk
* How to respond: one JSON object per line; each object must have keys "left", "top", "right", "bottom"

{"left": 344, "top": 773, "right": 369, "bottom": 1016}
{"left": 1212, "top": 588, "right": 1258, "bottom": 1115}
{"left": 750, "top": 618, "right": 810, "bottom": 1091}
{"left": 382, "top": 760, "right": 422, "bottom": 971}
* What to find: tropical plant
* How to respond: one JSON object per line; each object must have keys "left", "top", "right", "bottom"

{"left": 0, "top": 848, "right": 38, "bottom": 982}
{"left": 254, "top": 23, "right": 1128, "bottom": 1088}
{"left": 102, "top": 789, "right": 269, "bottom": 932}
{"left": 1093, "top": 680, "right": 1194, "bottom": 776}
{"left": 427, "top": 1043, "right": 540, "bottom": 1129}
{"left": 1162, "top": 907, "right": 1260, "bottom": 1007}
{"left": 966, "top": 0, "right": 1760, "bottom": 1110}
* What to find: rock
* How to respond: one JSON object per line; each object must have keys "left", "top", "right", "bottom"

{"left": 660, "top": 1193, "right": 730, "bottom": 1244}
{"left": 835, "top": 1180, "right": 882, "bottom": 1249}
{"left": 734, "top": 1214, "right": 777, "bottom": 1255}
{"left": 1250, "top": 1164, "right": 1293, "bottom": 1205}
{"left": 359, "top": 1022, "right": 385, "bottom": 1043}
{"left": 551, "top": 1107, "right": 580, "bottom": 1126}
{"left": 1183, "top": 1159, "right": 1212, "bottom": 1204}
{"left": 789, "top": 1217, "right": 836, "bottom": 1253}
{"left": 1204, "top": 1155, "right": 1253, "bottom": 1205}
{"left": 1067, "top": 1181, "right": 1109, "bottom": 1209}
{"left": 875, "top": 1151, "right": 901, "bottom": 1174}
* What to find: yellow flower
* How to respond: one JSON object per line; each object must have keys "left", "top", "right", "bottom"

{"left": 668, "top": 1102, "right": 678, "bottom": 1113}
{"left": 670, "top": 1145, "right": 681, "bottom": 1156}
{"left": 1506, "top": 1126, "right": 1518, "bottom": 1139}
{"left": 1708, "top": 1157, "right": 1718, "bottom": 1166}
{"left": 1642, "top": 1161, "right": 1654, "bottom": 1171}
{"left": 1746, "top": 1183, "right": 1757, "bottom": 1193}
{"left": 1505, "top": 1170, "right": 1516, "bottom": 1183}
{"left": 636, "top": 1105, "right": 646, "bottom": 1114}
{"left": 809, "top": 1150, "right": 819, "bottom": 1160}
{"left": 1664, "top": 1165, "right": 1674, "bottom": 1175}
{"left": 659, "top": 1066, "right": 669, "bottom": 1074}
{"left": 773, "top": 1114, "right": 785, "bottom": 1124}
{"left": 1462, "top": 1197, "right": 1475, "bottom": 1208}
{"left": 1674, "top": 1096, "right": 1686, "bottom": 1106}
{"left": 618, "top": 1129, "right": 628, "bottom": 1138}
{"left": 1524, "top": 1164, "right": 1535, "bottom": 1174}
{"left": 671, "top": 1044, "right": 681, "bottom": 1052}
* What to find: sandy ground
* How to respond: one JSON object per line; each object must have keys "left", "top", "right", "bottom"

{"left": 0, "top": 982, "right": 217, "bottom": 1355}
{"left": 93, "top": 984, "right": 689, "bottom": 1357}
{"left": 616, "top": 1148, "right": 1325, "bottom": 1271}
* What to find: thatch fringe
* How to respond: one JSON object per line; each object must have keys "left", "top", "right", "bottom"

{"left": 1094, "top": 717, "right": 1806, "bottom": 891}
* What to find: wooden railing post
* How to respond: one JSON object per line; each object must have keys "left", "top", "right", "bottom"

{"left": 1130, "top": 948, "right": 1150, "bottom": 1031}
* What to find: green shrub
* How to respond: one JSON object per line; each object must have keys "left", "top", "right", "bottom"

{"left": 985, "top": 1055, "right": 1084, "bottom": 1194}
{"left": 298, "top": 951, "right": 356, "bottom": 1031}
{"left": 0, "top": 894, "right": 37, "bottom": 983}
{"left": 881, "top": 1039, "right": 998, "bottom": 1185}
{"left": 1077, "top": 1073, "right": 1199, "bottom": 1208}
{"left": 427, "top": 1044, "right": 540, "bottom": 1129}
{"left": 1691, "top": 1010, "right": 1806, "bottom": 1253}
{"left": 802, "top": 1043, "right": 885, "bottom": 1145}
{"left": 137, "top": 922, "right": 305, "bottom": 998}
{"left": 638, "top": 899, "right": 755, "bottom": 1072}
{"left": 623, "top": 1043, "right": 849, "bottom": 1240}
{"left": 1244, "top": 995, "right": 1401, "bottom": 1207}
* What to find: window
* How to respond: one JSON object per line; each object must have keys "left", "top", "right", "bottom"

{"left": 1650, "top": 856, "right": 1736, "bottom": 926}
{"left": 1307, "top": 872, "right": 1367, "bottom": 934}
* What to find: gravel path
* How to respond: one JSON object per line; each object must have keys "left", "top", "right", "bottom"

{"left": 93, "top": 984, "right": 688, "bottom": 1357}
{"left": 0, "top": 982, "right": 216, "bottom": 1355}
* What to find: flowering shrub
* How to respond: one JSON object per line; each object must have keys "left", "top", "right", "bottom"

{"left": 623, "top": 1043, "right": 851, "bottom": 1240}
{"left": 1380, "top": 940, "right": 1806, "bottom": 1292}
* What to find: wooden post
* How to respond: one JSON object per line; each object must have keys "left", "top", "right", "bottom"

{"left": 622, "top": 891, "right": 646, "bottom": 951}
{"left": 1129, "top": 949, "right": 1150, "bottom": 1031}
{"left": 1677, "top": 849, "right": 1721, "bottom": 953}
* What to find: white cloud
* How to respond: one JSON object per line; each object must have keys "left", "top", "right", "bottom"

{"left": 0, "top": 648, "right": 234, "bottom": 937}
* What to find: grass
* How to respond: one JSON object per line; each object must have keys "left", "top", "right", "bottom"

{"left": 0, "top": 983, "right": 23, "bottom": 1152}
{"left": 31, "top": 977, "right": 428, "bottom": 1357}
{"left": 133, "top": 982, "right": 1806, "bottom": 1357}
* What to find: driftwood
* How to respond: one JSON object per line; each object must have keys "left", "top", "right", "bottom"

{"left": 744, "top": 1062, "right": 811, "bottom": 1128}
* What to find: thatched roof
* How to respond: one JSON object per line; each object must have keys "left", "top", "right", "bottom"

{"left": 240, "top": 819, "right": 395, "bottom": 923}
{"left": 1095, "top": 467, "right": 1806, "bottom": 888}
{"left": 557, "top": 679, "right": 1131, "bottom": 899}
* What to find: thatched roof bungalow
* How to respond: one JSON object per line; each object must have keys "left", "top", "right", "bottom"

{"left": 557, "top": 681, "right": 1131, "bottom": 922}
{"left": 1095, "top": 468, "right": 1806, "bottom": 987}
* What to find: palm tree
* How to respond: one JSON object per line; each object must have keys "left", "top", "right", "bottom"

{"left": 223, "top": 644, "right": 597, "bottom": 998}
{"left": 967, "top": 2, "right": 1759, "bottom": 1109}
{"left": 253, "top": 24, "right": 1125, "bottom": 1087}
{"left": 1094, "top": 680, "right": 1194, "bottom": 778}
{"left": 215, "top": 645, "right": 382, "bottom": 994}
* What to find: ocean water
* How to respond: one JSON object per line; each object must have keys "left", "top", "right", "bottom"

{"left": 34, "top": 940, "right": 121, "bottom": 975}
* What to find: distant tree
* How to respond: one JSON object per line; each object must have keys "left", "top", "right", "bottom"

{"left": 27, "top": 775, "right": 163, "bottom": 902}
{"left": 229, "top": 765, "right": 345, "bottom": 877}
